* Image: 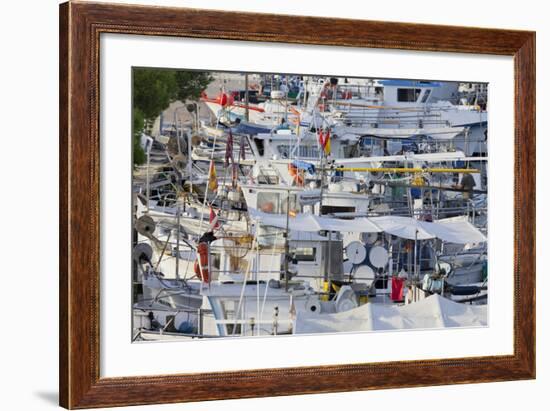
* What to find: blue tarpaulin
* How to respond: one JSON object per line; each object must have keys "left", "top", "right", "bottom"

{"left": 232, "top": 122, "right": 272, "bottom": 136}
{"left": 291, "top": 160, "right": 316, "bottom": 175}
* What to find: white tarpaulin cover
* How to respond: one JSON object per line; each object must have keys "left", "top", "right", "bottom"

{"left": 294, "top": 294, "right": 487, "bottom": 334}
{"left": 334, "top": 151, "right": 467, "bottom": 166}
{"left": 426, "top": 217, "right": 487, "bottom": 244}
{"left": 250, "top": 210, "right": 486, "bottom": 244}
{"left": 371, "top": 216, "right": 486, "bottom": 244}
{"left": 370, "top": 216, "right": 435, "bottom": 240}
{"left": 249, "top": 209, "right": 382, "bottom": 233}
{"left": 334, "top": 125, "right": 466, "bottom": 140}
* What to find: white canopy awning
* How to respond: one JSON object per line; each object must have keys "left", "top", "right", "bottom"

{"left": 371, "top": 216, "right": 486, "bottom": 244}
{"left": 250, "top": 210, "right": 486, "bottom": 244}
{"left": 334, "top": 151, "right": 467, "bottom": 166}
{"left": 249, "top": 209, "right": 382, "bottom": 233}
{"left": 370, "top": 216, "right": 435, "bottom": 240}
{"left": 426, "top": 217, "right": 487, "bottom": 244}
{"left": 334, "top": 125, "right": 466, "bottom": 140}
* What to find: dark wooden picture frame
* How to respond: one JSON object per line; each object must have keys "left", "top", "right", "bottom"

{"left": 59, "top": 1, "right": 535, "bottom": 408}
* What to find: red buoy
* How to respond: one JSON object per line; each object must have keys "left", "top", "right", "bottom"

{"left": 217, "top": 93, "right": 233, "bottom": 107}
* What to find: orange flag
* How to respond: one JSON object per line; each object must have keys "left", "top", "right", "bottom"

{"left": 323, "top": 129, "right": 331, "bottom": 155}
{"left": 208, "top": 160, "right": 218, "bottom": 191}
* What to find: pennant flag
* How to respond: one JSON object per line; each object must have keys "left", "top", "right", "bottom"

{"left": 209, "top": 207, "right": 220, "bottom": 229}
{"left": 225, "top": 129, "right": 234, "bottom": 167}
{"left": 323, "top": 129, "right": 331, "bottom": 155}
{"left": 208, "top": 160, "right": 218, "bottom": 192}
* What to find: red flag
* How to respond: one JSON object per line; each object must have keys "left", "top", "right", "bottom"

{"left": 318, "top": 129, "right": 325, "bottom": 148}
{"left": 209, "top": 207, "right": 219, "bottom": 229}
{"left": 391, "top": 277, "right": 406, "bottom": 301}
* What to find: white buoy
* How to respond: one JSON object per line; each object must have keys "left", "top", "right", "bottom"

{"left": 369, "top": 246, "right": 389, "bottom": 269}
{"left": 345, "top": 241, "right": 367, "bottom": 264}
{"left": 353, "top": 265, "right": 375, "bottom": 286}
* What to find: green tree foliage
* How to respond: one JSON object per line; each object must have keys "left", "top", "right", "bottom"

{"left": 132, "top": 108, "right": 146, "bottom": 165}
{"left": 132, "top": 68, "right": 212, "bottom": 164}
{"left": 175, "top": 71, "right": 214, "bottom": 102}
{"left": 133, "top": 69, "right": 178, "bottom": 121}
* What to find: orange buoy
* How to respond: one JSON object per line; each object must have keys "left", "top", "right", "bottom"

{"left": 217, "top": 93, "right": 234, "bottom": 107}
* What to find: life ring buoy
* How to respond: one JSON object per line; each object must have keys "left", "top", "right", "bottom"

{"left": 194, "top": 242, "right": 210, "bottom": 282}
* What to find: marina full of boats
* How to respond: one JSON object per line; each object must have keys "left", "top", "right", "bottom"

{"left": 132, "top": 73, "right": 488, "bottom": 341}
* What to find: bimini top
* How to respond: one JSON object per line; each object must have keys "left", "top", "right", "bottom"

{"left": 249, "top": 209, "right": 486, "bottom": 244}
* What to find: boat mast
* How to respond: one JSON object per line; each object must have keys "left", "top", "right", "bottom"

{"left": 284, "top": 189, "right": 290, "bottom": 292}
{"left": 244, "top": 73, "right": 250, "bottom": 122}
{"left": 175, "top": 206, "right": 181, "bottom": 281}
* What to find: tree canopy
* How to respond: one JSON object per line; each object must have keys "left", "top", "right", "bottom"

{"left": 132, "top": 68, "right": 213, "bottom": 164}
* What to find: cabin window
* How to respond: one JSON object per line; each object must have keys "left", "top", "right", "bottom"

{"left": 277, "top": 144, "right": 320, "bottom": 159}
{"left": 253, "top": 138, "right": 265, "bottom": 156}
{"left": 278, "top": 146, "right": 289, "bottom": 159}
{"left": 257, "top": 192, "right": 299, "bottom": 215}
{"left": 294, "top": 247, "right": 316, "bottom": 262}
{"left": 397, "top": 88, "right": 421, "bottom": 102}
{"left": 420, "top": 89, "right": 431, "bottom": 103}
{"left": 374, "top": 275, "right": 389, "bottom": 289}
{"left": 257, "top": 192, "right": 280, "bottom": 214}
{"left": 320, "top": 205, "right": 355, "bottom": 216}
{"left": 280, "top": 193, "right": 299, "bottom": 215}
{"left": 211, "top": 253, "right": 221, "bottom": 270}
{"left": 220, "top": 300, "right": 242, "bottom": 335}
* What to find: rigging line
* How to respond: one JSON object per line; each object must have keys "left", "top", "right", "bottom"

{"left": 153, "top": 231, "right": 172, "bottom": 272}
{"left": 231, "top": 234, "right": 259, "bottom": 336}
{"left": 197, "top": 104, "right": 223, "bottom": 236}
{"left": 260, "top": 229, "right": 280, "bottom": 320}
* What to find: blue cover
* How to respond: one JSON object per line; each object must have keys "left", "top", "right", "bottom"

{"left": 291, "top": 160, "right": 316, "bottom": 175}
{"left": 232, "top": 122, "right": 272, "bottom": 136}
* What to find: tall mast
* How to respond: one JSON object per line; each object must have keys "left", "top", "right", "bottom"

{"left": 284, "top": 189, "right": 290, "bottom": 292}
{"left": 244, "top": 73, "right": 250, "bottom": 122}
{"left": 175, "top": 206, "right": 181, "bottom": 281}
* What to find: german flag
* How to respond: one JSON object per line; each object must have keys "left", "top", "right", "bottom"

{"left": 318, "top": 129, "right": 331, "bottom": 156}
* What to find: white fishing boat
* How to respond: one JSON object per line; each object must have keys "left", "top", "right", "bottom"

{"left": 132, "top": 72, "right": 490, "bottom": 342}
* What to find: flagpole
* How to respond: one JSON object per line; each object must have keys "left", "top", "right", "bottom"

{"left": 284, "top": 189, "right": 290, "bottom": 292}
{"left": 244, "top": 73, "right": 250, "bottom": 122}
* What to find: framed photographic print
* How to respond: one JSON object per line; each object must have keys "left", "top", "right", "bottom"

{"left": 59, "top": 1, "right": 535, "bottom": 408}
